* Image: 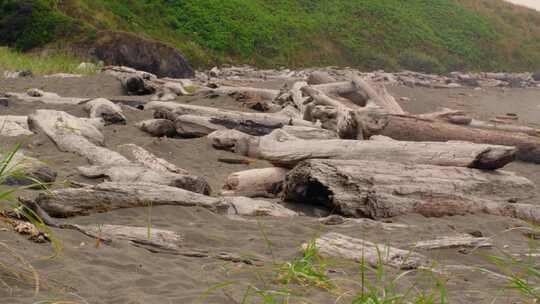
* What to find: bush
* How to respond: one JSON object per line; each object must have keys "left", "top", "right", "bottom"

{"left": 0, "top": 0, "right": 77, "bottom": 51}
{"left": 398, "top": 50, "right": 446, "bottom": 74}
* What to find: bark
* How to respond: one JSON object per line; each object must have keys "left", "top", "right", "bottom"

{"left": 222, "top": 168, "right": 289, "bottom": 198}
{"left": 77, "top": 165, "right": 211, "bottom": 194}
{"left": 35, "top": 182, "right": 230, "bottom": 218}
{"left": 283, "top": 159, "right": 536, "bottom": 221}
{"left": 83, "top": 98, "right": 126, "bottom": 125}
{"left": 233, "top": 129, "right": 516, "bottom": 169}
{"left": 359, "top": 110, "right": 540, "bottom": 163}
{"left": 411, "top": 234, "right": 492, "bottom": 250}
{"left": 310, "top": 232, "right": 429, "bottom": 269}
{"left": 136, "top": 119, "right": 177, "bottom": 137}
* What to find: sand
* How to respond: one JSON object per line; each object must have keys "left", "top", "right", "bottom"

{"left": 0, "top": 73, "right": 539, "bottom": 303}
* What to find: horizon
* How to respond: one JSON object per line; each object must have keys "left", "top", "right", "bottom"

{"left": 506, "top": 0, "right": 540, "bottom": 10}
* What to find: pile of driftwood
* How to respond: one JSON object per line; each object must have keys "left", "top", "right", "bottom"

{"left": 3, "top": 65, "right": 540, "bottom": 269}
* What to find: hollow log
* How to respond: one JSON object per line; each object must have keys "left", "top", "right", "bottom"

{"left": 77, "top": 165, "right": 211, "bottom": 194}
{"left": 283, "top": 159, "right": 536, "bottom": 221}
{"left": 359, "top": 110, "right": 540, "bottom": 163}
{"left": 308, "top": 233, "right": 429, "bottom": 269}
{"left": 136, "top": 119, "right": 177, "bottom": 137}
{"left": 232, "top": 129, "right": 516, "bottom": 169}
{"left": 222, "top": 168, "right": 289, "bottom": 198}
{"left": 83, "top": 98, "right": 126, "bottom": 125}
{"left": 35, "top": 182, "right": 230, "bottom": 218}
{"left": 412, "top": 234, "right": 492, "bottom": 250}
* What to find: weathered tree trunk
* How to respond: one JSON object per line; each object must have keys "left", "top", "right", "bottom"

{"left": 222, "top": 168, "right": 289, "bottom": 198}
{"left": 283, "top": 159, "right": 536, "bottom": 221}
{"left": 34, "top": 182, "right": 230, "bottom": 217}
{"left": 103, "top": 66, "right": 159, "bottom": 95}
{"left": 117, "top": 144, "right": 189, "bottom": 175}
{"left": 307, "top": 72, "right": 337, "bottom": 85}
{"left": 223, "top": 196, "right": 297, "bottom": 217}
{"left": 83, "top": 98, "right": 126, "bottom": 125}
{"left": 198, "top": 86, "right": 280, "bottom": 101}
{"left": 309, "top": 232, "right": 429, "bottom": 269}
{"left": 229, "top": 129, "right": 516, "bottom": 169}
{"left": 350, "top": 75, "right": 405, "bottom": 114}
{"left": 136, "top": 119, "right": 177, "bottom": 137}
{"left": 359, "top": 110, "right": 540, "bottom": 163}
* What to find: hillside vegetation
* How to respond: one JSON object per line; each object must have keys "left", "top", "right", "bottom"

{"left": 2, "top": 0, "right": 540, "bottom": 72}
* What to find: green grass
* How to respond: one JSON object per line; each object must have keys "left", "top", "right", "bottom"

{"left": 0, "top": 47, "right": 99, "bottom": 75}
{"left": 3, "top": 0, "right": 540, "bottom": 72}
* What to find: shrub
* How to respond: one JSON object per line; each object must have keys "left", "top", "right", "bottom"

{"left": 398, "top": 50, "right": 446, "bottom": 74}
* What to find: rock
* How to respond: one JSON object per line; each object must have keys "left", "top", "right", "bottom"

{"left": 90, "top": 31, "right": 194, "bottom": 78}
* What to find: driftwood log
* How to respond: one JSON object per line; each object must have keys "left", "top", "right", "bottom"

{"left": 198, "top": 85, "right": 280, "bottom": 101}
{"left": 7, "top": 89, "right": 87, "bottom": 105}
{"left": 308, "top": 233, "right": 429, "bottom": 269}
{"left": 411, "top": 234, "right": 492, "bottom": 250}
{"left": 222, "top": 167, "right": 289, "bottom": 198}
{"left": 34, "top": 182, "right": 295, "bottom": 218}
{"left": 83, "top": 98, "right": 126, "bottom": 125}
{"left": 117, "top": 144, "right": 189, "bottom": 175}
{"left": 136, "top": 119, "right": 177, "bottom": 137}
{"left": 1, "top": 151, "right": 57, "bottom": 186}
{"left": 211, "top": 129, "right": 516, "bottom": 169}
{"left": 283, "top": 159, "right": 538, "bottom": 222}
{"left": 358, "top": 110, "right": 540, "bottom": 163}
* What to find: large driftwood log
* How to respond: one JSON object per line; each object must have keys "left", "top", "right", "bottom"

{"left": 215, "top": 129, "right": 516, "bottom": 169}
{"left": 34, "top": 182, "right": 295, "bottom": 218}
{"left": 103, "top": 66, "right": 159, "bottom": 95}
{"left": 309, "top": 233, "right": 429, "bottom": 269}
{"left": 83, "top": 98, "right": 126, "bottom": 125}
{"left": 359, "top": 110, "right": 540, "bottom": 163}
{"left": 222, "top": 168, "right": 289, "bottom": 198}
{"left": 117, "top": 144, "right": 189, "bottom": 175}
{"left": 77, "top": 165, "right": 210, "bottom": 194}
{"left": 28, "top": 110, "right": 130, "bottom": 166}
{"left": 283, "top": 159, "right": 537, "bottom": 222}
{"left": 198, "top": 86, "right": 280, "bottom": 101}
{"left": 35, "top": 182, "right": 230, "bottom": 217}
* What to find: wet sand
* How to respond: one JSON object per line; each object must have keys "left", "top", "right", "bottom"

{"left": 0, "top": 73, "right": 539, "bottom": 303}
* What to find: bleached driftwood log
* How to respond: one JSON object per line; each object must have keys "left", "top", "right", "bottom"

{"left": 77, "top": 165, "right": 211, "bottom": 194}
{"left": 117, "top": 144, "right": 188, "bottom": 175}
{"left": 83, "top": 98, "right": 126, "bottom": 125}
{"left": 412, "top": 234, "right": 492, "bottom": 250}
{"left": 35, "top": 182, "right": 229, "bottom": 217}
{"left": 7, "top": 89, "right": 87, "bottom": 105}
{"left": 103, "top": 66, "right": 159, "bottom": 95}
{"left": 28, "top": 110, "right": 130, "bottom": 166}
{"left": 283, "top": 159, "right": 538, "bottom": 222}
{"left": 136, "top": 119, "right": 177, "bottom": 137}
{"left": 358, "top": 110, "right": 540, "bottom": 163}
{"left": 68, "top": 224, "right": 183, "bottom": 253}
{"left": 307, "top": 71, "right": 336, "bottom": 85}
{"left": 222, "top": 167, "right": 289, "bottom": 198}
{"left": 217, "top": 129, "right": 516, "bottom": 169}
{"left": 350, "top": 75, "right": 405, "bottom": 114}
{"left": 309, "top": 233, "right": 429, "bottom": 269}
{"left": 1, "top": 151, "right": 57, "bottom": 185}
{"left": 0, "top": 116, "right": 33, "bottom": 136}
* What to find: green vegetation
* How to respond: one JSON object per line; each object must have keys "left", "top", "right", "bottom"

{"left": 0, "top": 47, "right": 98, "bottom": 75}
{"left": 2, "top": 0, "right": 540, "bottom": 72}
